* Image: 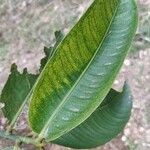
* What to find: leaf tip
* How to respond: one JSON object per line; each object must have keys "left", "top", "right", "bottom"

{"left": 10, "top": 63, "right": 17, "bottom": 72}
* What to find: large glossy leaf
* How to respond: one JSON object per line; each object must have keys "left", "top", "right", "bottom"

{"left": 29, "top": 0, "right": 137, "bottom": 141}
{"left": 53, "top": 84, "right": 132, "bottom": 149}
{"left": 0, "top": 31, "right": 63, "bottom": 128}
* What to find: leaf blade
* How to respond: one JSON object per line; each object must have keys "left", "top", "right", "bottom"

{"left": 29, "top": 0, "right": 137, "bottom": 141}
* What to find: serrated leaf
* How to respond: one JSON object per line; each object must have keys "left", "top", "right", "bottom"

{"left": 53, "top": 31, "right": 64, "bottom": 49}
{"left": 0, "top": 64, "right": 38, "bottom": 125}
{"left": 53, "top": 84, "right": 132, "bottom": 149}
{"left": 29, "top": 0, "right": 137, "bottom": 141}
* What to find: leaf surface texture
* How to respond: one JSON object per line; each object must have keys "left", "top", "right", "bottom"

{"left": 53, "top": 84, "right": 132, "bottom": 149}
{"left": 29, "top": 0, "right": 137, "bottom": 141}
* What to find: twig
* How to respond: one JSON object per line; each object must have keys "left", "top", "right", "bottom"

{"left": 0, "top": 131, "right": 45, "bottom": 147}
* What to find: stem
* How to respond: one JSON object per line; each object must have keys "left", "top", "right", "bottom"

{"left": 0, "top": 131, "right": 45, "bottom": 147}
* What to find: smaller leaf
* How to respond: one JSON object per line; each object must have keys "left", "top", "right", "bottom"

{"left": 53, "top": 31, "right": 64, "bottom": 49}
{"left": 53, "top": 83, "right": 132, "bottom": 149}
{"left": 0, "top": 64, "right": 38, "bottom": 125}
{"left": 40, "top": 31, "right": 64, "bottom": 71}
{"left": 0, "top": 31, "right": 64, "bottom": 128}
{"left": 39, "top": 47, "right": 53, "bottom": 72}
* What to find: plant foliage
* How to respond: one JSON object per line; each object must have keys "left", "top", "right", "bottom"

{"left": 29, "top": 0, "right": 137, "bottom": 142}
{"left": 0, "top": 0, "right": 137, "bottom": 149}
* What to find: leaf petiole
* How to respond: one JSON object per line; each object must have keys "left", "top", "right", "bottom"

{"left": 0, "top": 131, "right": 45, "bottom": 148}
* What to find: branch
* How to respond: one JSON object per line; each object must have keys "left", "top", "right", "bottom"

{"left": 0, "top": 131, "right": 45, "bottom": 147}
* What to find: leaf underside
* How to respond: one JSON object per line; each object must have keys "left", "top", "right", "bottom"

{"left": 29, "top": 0, "right": 137, "bottom": 141}
{"left": 53, "top": 84, "right": 132, "bottom": 149}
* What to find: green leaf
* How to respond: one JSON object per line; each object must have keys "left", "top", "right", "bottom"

{"left": 53, "top": 31, "right": 64, "bottom": 50}
{"left": 29, "top": 0, "right": 137, "bottom": 141}
{"left": 0, "top": 64, "right": 38, "bottom": 126}
{"left": 39, "top": 47, "right": 53, "bottom": 72}
{"left": 53, "top": 84, "right": 132, "bottom": 149}
{"left": 0, "top": 31, "right": 63, "bottom": 128}
{"left": 40, "top": 31, "right": 64, "bottom": 72}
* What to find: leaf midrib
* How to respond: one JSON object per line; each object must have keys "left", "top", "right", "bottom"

{"left": 38, "top": 1, "right": 120, "bottom": 139}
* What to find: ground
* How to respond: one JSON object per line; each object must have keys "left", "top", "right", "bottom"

{"left": 0, "top": 0, "right": 150, "bottom": 149}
